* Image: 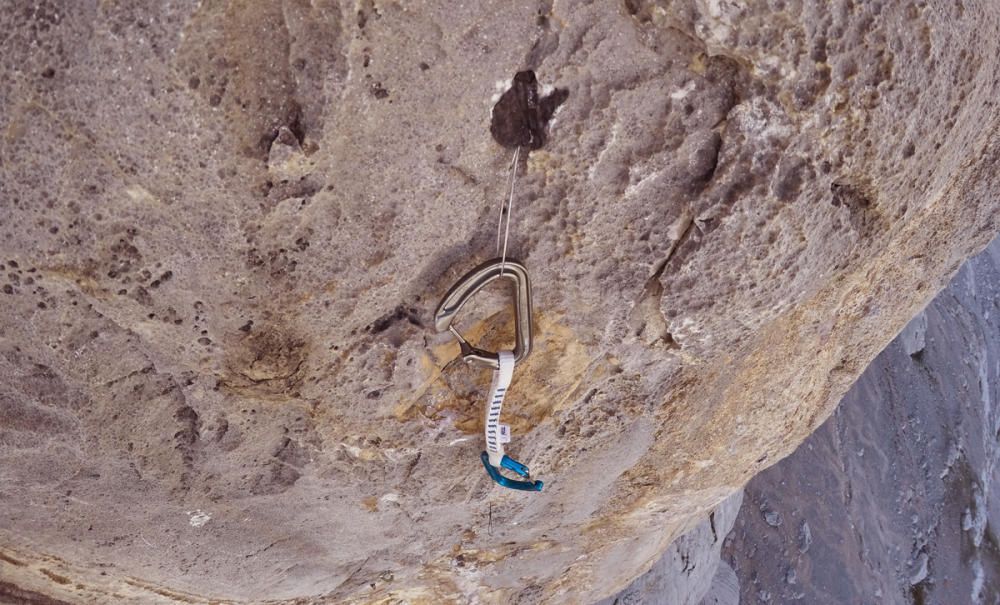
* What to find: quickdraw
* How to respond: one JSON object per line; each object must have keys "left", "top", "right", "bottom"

{"left": 430, "top": 70, "right": 564, "bottom": 492}
{"left": 434, "top": 258, "right": 543, "bottom": 491}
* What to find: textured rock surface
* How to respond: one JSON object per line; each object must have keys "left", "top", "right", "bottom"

{"left": 722, "top": 236, "right": 1000, "bottom": 604}
{"left": 1, "top": 1, "right": 999, "bottom": 603}
{"left": 602, "top": 235, "right": 1000, "bottom": 605}
{"left": 598, "top": 491, "right": 742, "bottom": 605}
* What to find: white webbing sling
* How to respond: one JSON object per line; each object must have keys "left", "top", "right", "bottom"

{"left": 485, "top": 351, "right": 515, "bottom": 467}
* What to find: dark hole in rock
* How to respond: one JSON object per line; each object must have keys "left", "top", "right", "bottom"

{"left": 490, "top": 70, "right": 568, "bottom": 150}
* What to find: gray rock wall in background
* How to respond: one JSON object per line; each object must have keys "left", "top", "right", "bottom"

{"left": 1, "top": 1, "right": 999, "bottom": 602}
{"left": 601, "top": 239, "right": 1000, "bottom": 605}
{"left": 722, "top": 235, "right": 1000, "bottom": 603}
{"left": 597, "top": 491, "right": 742, "bottom": 605}
{"left": 604, "top": 236, "right": 999, "bottom": 604}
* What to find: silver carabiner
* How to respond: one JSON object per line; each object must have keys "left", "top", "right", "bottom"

{"left": 434, "top": 258, "right": 532, "bottom": 369}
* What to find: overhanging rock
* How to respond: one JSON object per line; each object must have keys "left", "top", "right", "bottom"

{"left": 1, "top": 1, "right": 998, "bottom": 602}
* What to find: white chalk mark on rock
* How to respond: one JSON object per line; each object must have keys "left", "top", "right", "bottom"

{"left": 187, "top": 509, "right": 211, "bottom": 528}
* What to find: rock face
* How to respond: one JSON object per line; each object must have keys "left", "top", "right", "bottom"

{"left": 722, "top": 235, "right": 1000, "bottom": 604}
{"left": 1, "top": 1, "right": 998, "bottom": 603}
{"left": 605, "top": 235, "right": 1000, "bottom": 605}
{"left": 596, "top": 491, "right": 743, "bottom": 605}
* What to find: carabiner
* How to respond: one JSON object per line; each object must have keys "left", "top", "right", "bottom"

{"left": 434, "top": 258, "right": 532, "bottom": 369}
{"left": 481, "top": 452, "right": 543, "bottom": 491}
{"left": 436, "top": 258, "right": 543, "bottom": 491}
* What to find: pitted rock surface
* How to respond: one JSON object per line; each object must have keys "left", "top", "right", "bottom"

{"left": 721, "top": 236, "right": 1000, "bottom": 604}
{"left": 1, "top": 1, "right": 999, "bottom": 603}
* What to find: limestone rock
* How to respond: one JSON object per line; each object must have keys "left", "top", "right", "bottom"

{"left": 722, "top": 236, "right": 1000, "bottom": 604}
{"left": 698, "top": 561, "right": 739, "bottom": 605}
{"left": 1, "top": 0, "right": 999, "bottom": 603}
{"left": 899, "top": 310, "right": 927, "bottom": 357}
{"left": 611, "top": 235, "right": 998, "bottom": 605}
{"left": 598, "top": 491, "right": 742, "bottom": 605}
